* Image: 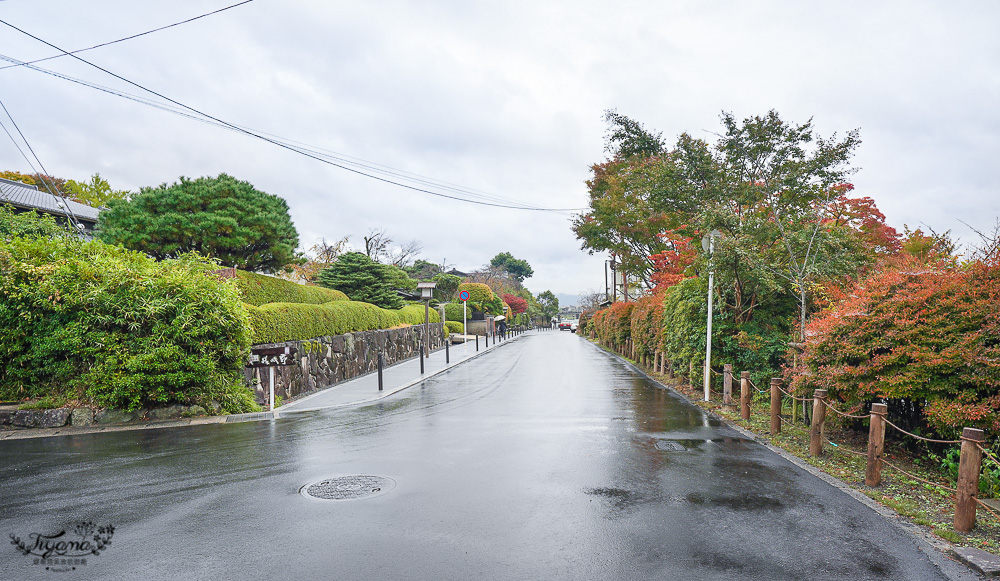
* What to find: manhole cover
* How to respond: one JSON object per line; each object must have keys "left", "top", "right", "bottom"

{"left": 654, "top": 440, "right": 687, "bottom": 452}
{"left": 300, "top": 475, "right": 396, "bottom": 501}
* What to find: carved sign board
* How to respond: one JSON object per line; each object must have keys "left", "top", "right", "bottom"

{"left": 248, "top": 346, "right": 298, "bottom": 367}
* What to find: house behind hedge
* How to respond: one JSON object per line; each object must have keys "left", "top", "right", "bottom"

{"left": 0, "top": 177, "right": 101, "bottom": 236}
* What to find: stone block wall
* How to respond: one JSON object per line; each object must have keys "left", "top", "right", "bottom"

{"left": 244, "top": 324, "right": 445, "bottom": 405}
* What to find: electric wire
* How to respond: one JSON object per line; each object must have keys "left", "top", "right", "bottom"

{"left": 0, "top": 21, "right": 585, "bottom": 212}
{"left": 0, "top": 1, "right": 256, "bottom": 71}
{"left": 0, "top": 97, "right": 82, "bottom": 230}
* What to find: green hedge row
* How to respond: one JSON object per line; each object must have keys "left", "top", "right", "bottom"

{"left": 246, "top": 300, "right": 442, "bottom": 344}
{"left": 0, "top": 236, "right": 258, "bottom": 413}
{"left": 444, "top": 321, "right": 464, "bottom": 335}
{"left": 233, "top": 270, "right": 348, "bottom": 306}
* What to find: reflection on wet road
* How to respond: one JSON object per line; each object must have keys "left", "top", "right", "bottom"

{"left": 0, "top": 332, "right": 953, "bottom": 580}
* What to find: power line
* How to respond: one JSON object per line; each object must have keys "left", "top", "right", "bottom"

{"left": 0, "top": 1, "right": 256, "bottom": 71}
{"left": 0, "top": 97, "right": 83, "bottom": 230}
{"left": 0, "top": 52, "right": 559, "bottom": 209}
{"left": 0, "top": 20, "right": 586, "bottom": 212}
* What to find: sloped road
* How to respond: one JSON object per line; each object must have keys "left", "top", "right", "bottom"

{"left": 0, "top": 332, "right": 973, "bottom": 579}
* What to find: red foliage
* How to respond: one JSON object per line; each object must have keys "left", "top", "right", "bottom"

{"left": 630, "top": 292, "right": 666, "bottom": 357}
{"left": 794, "top": 255, "right": 1000, "bottom": 434}
{"left": 501, "top": 293, "right": 528, "bottom": 314}
{"left": 590, "top": 302, "right": 635, "bottom": 346}
{"left": 649, "top": 228, "right": 697, "bottom": 291}
{"left": 825, "top": 187, "right": 901, "bottom": 255}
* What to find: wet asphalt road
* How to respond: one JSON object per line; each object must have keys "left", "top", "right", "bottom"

{"left": 0, "top": 331, "right": 963, "bottom": 580}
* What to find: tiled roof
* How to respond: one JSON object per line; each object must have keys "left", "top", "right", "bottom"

{"left": 0, "top": 177, "right": 101, "bottom": 222}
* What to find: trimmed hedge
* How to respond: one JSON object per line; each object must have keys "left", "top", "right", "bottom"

{"left": 444, "top": 302, "right": 467, "bottom": 322}
{"left": 444, "top": 321, "right": 464, "bottom": 335}
{"left": 396, "top": 304, "right": 442, "bottom": 326}
{"left": 233, "top": 270, "right": 347, "bottom": 306}
{"left": 0, "top": 236, "right": 258, "bottom": 413}
{"left": 246, "top": 300, "right": 441, "bottom": 344}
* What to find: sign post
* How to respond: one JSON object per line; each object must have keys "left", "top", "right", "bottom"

{"left": 248, "top": 345, "right": 298, "bottom": 411}
{"left": 458, "top": 290, "right": 470, "bottom": 355}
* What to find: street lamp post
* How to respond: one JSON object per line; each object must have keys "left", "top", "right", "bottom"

{"left": 702, "top": 230, "right": 720, "bottom": 402}
{"left": 417, "top": 282, "right": 436, "bottom": 358}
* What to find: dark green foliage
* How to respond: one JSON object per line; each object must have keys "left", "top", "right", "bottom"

{"left": 0, "top": 237, "right": 257, "bottom": 413}
{"left": 231, "top": 270, "right": 347, "bottom": 306}
{"left": 244, "top": 300, "right": 439, "bottom": 344}
{"left": 536, "top": 290, "right": 559, "bottom": 320}
{"left": 444, "top": 321, "right": 464, "bottom": 335}
{"left": 317, "top": 252, "right": 404, "bottom": 309}
{"left": 444, "top": 302, "right": 467, "bottom": 322}
{"left": 603, "top": 109, "right": 666, "bottom": 159}
{"left": 431, "top": 273, "right": 461, "bottom": 301}
{"left": 489, "top": 252, "right": 534, "bottom": 282}
{"left": 659, "top": 278, "right": 708, "bottom": 375}
{"left": 97, "top": 173, "right": 302, "bottom": 273}
{"left": 0, "top": 205, "right": 68, "bottom": 239}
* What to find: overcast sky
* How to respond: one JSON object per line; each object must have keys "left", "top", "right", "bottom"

{"left": 1, "top": 0, "right": 998, "bottom": 302}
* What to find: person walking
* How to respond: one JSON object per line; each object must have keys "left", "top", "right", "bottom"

{"left": 498, "top": 319, "right": 507, "bottom": 340}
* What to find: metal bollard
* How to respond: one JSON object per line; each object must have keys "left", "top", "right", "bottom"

{"left": 476, "top": 334, "right": 479, "bottom": 351}
{"left": 419, "top": 338, "right": 424, "bottom": 374}
{"left": 377, "top": 352, "right": 384, "bottom": 391}
{"left": 445, "top": 337, "right": 450, "bottom": 364}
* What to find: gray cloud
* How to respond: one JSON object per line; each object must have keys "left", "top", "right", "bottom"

{"left": 1, "top": 0, "right": 997, "bottom": 298}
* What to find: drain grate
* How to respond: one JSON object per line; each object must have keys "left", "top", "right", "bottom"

{"left": 300, "top": 475, "right": 396, "bottom": 501}
{"left": 226, "top": 412, "right": 274, "bottom": 423}
{"left": 654, "top": 440, "right": 687, "bottom": 452}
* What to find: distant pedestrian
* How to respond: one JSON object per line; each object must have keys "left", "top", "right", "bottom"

{"left": 498, "top": 320, "right": 507, "bottom": 340}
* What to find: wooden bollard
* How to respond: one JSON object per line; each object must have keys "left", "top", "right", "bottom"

{"left": 865, "top": 403, "right": 887, "bottom": 486}
{"left": 740, "top": 371, "right": 750, "bottom": 420}
{"left": 668, "top": 360, "right": 675, "bottom": 379}
{"left": 654, "top": 350, "right": 660, "bottom": 373}
{"left": 770, "top": 378, "right": 782, "bottom": 434}
{"left": 955, "top": 427, "right": 986, "bottom": 532}
{"left": 809, "top": 389, "right": 827, "bottom": 456}
{"left": 723, "top": 364, "right": 733, "bottom": 406}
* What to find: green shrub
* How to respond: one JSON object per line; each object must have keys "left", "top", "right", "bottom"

{"left": 0, "top": 205, "right": 69, "bottom": 239}
{"left": 246, "top": 300, "right": 405, "bottom": 344}
{"left": 444, "top": 321, "right": 464, "bottom": 334}
{"left": 444, "top": 302, "right": 468, "bottom": 322}
{"left": 232, "top": 269, "right": 347, "bottom": 306}
{"left": 0, "top": 237, "right": 257, "bottom": 413}
{"left": 396, "top": 304, "right": 442, "bottom": 326}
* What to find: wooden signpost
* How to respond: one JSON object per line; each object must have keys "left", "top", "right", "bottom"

{"left": 248, "top": 346, "right": 297, "bottom": 411}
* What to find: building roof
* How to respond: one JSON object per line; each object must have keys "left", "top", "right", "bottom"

{"left": 0, "top": 177, "right": 101, "bottom": 223}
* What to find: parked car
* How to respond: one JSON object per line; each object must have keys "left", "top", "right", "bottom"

{"left": 559, "top": 320, "right": 579, "bottom": 332}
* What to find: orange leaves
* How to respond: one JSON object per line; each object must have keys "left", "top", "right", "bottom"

{"left": 797, "top": 257, "right": 1000, "bottom": 434}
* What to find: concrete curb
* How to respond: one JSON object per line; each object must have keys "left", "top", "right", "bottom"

{"left": 0, "top": 333, "right": 528, "bottom": 439}
{"left": 276, "top": 333, "right": 524, "bottom": 415}
{"left": 583, "top": 337, "right": 984, "bottom": 581}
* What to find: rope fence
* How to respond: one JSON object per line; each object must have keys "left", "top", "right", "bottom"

{"left": 604, "top": 342, "right": 999, "bottom": 534}
{"left": 592, "top": 337, "right": 999, "bottom": 534}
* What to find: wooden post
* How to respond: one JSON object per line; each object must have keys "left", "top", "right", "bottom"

{"left": 740, "top": 371, "right": 750, "bottom": 420}
{"left": 668, "top": 360, "right": 674, "bottom": 379}
{"left": 723, "top": 364, "right": 733, "bottom": 406}
{"left": 955, "top": 427, "right": 986, "bottom": 533}
{"left": 654, "top": 350, "right": 660, "bottom": 373}
{"left": 770, "top": 378, "right": 781, "bottom": 434}
{"left": 809, "top": 389, "right": 827, "bottom": 456}
{"left": 865, "top": 403, "right": 887, "bottom": 486}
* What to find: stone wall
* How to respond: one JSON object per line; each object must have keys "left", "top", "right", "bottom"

{"left": 244, "top": 323, "right": 445, "bottom": 405}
